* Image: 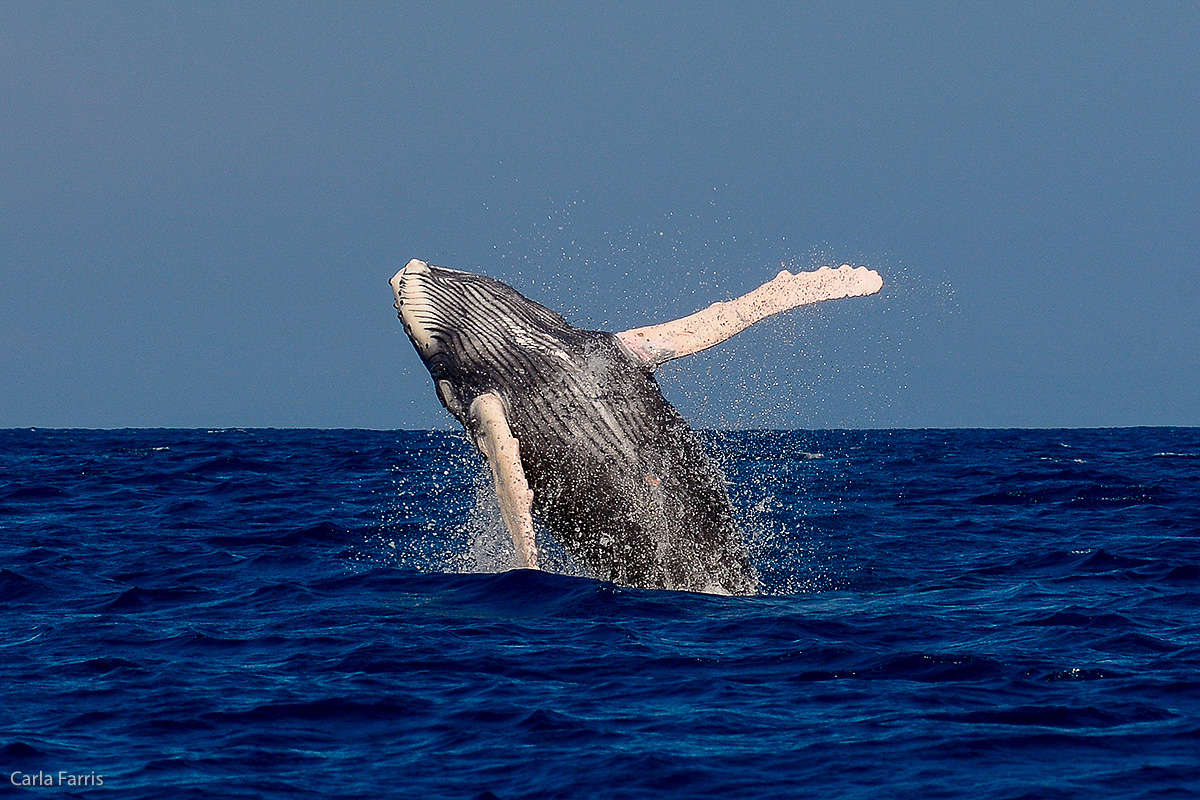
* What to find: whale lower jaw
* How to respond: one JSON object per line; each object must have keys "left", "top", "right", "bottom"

{"left": 391, "top": 259, "right": 438, "bottom": 356}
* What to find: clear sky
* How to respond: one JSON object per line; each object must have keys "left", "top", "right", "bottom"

{"left": 3, "top": 2, "right": 1197, "bottom": 430}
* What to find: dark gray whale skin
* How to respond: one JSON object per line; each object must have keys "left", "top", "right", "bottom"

{"left": 396, "top": 263, "right": 758, "bottom": 595}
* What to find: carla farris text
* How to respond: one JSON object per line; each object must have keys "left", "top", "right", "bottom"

{"left": 11, "top": 771, "right": 105, "bottom": 788}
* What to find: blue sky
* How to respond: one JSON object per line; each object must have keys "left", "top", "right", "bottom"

{"left": 2, "top": 2, "right": 1197, "bottom": 429}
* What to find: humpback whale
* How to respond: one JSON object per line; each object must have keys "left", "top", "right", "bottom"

{"left": 391, "top": 259, "right": 882, "bottom": 594}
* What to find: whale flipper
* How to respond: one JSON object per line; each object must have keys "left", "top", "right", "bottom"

{"left": 468, "top": 392, "right": 538, "bottom": 569}
{"left": 617, "top": 265, "right": 883, "bottom": 368}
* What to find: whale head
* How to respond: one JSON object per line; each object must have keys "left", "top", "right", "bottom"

{"left": 390, "top": 259, "right": 582, "bottom": 423}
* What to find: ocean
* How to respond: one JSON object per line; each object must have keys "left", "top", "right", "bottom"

{"left": 2, "top": 427, "right": 1198, "bottom": 798}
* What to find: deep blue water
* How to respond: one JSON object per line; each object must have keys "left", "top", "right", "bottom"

{"left": 2, "top": 427, "right": 1198, "bottom": 798}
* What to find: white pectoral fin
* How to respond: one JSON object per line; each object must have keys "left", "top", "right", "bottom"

{"left": 617, "top": 264, "right": 883, "bottom": 367}
{"left": 468, "top": 393, "right": 539, "bottom": 570}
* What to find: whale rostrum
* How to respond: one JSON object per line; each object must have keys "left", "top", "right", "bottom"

{"left": 391, "top": 259, "right": 882, "bottom": 594}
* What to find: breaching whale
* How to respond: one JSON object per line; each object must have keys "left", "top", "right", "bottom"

{"left": 391, "top": 259, "right": 882, "bottom": 594}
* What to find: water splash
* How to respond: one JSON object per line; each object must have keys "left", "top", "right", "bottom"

{"left": 389, "top": 195, "right": 948, "bottom": 590}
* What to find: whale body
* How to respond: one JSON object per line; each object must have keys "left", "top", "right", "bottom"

{"left": 392, "top": 258, "right": 883, "bottom": 595}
